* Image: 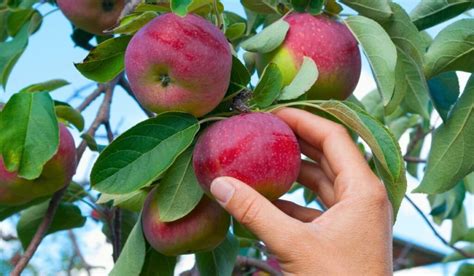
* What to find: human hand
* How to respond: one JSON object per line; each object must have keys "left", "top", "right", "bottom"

{"left": 210, "top": 108, "right": 393, "bottom": 275}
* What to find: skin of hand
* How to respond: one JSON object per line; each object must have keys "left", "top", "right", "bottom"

{"left": 210, "top": 108, "right": 393, "bottom": 276}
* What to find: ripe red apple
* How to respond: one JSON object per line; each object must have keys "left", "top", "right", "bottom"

{"left": 142, "top": 189, "right": 230, "bottom": 256}
{"left": 0, "top": 125, "right": 77, "bottom": 206}
{"left": 57, "top": 0, "right": 125, "bottom": 35}
{"left": 193, "top": 112, "right": 301, "bottom": 200}
{"left": 124, "top": 13, "right": 232, "bottom": 117}
{"left": 256, "top": 13, "right": 361, "bottom": 100}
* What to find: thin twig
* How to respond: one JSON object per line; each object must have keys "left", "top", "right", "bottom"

{"left": 235, "top": 256, "right": 283, "bottom": 276}
{"left": 11, "top": 77, "right": 120, "bottom": 275}
{"left": 76, "top": 85, "right": 105, "bottom": 112}
{"left": 118, "top": 77, "right": 154, "bottom": 118}
{"left": 405, "top": 195, "right": 474, "bottom": 259}
{"left": 11, "top": 188, "right": 68, "bottom": 275}
{"left": 68, "top": 230, "right": 105, "bottom": 275}
{"left": 403, "top": 156, "right": 427, "bottom": 163}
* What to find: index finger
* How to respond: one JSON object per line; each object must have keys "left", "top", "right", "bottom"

{"left": 273, "top": 107, "right": 371, "bottom": 178}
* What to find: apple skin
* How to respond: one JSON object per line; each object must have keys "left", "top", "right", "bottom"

{"left": 193, "top": 112, "right": 301, "bottom": 201}
{"left": 142, "top": 189, "right": 230, "bottom": 256}
{"left": 256, "top": 13, "right": 361, "bottom": 100}
{"left": 0, "top": 125, "right": 77, "bottom": 206}
{"left": 57, "top": 0, "right": 125, "bottom": 35}
{"left": 124, "top": 13, "right": 232, "bottom": 117}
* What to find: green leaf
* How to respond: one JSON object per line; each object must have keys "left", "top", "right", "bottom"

{"left": 340, "top": 0, "right": 392, "bottom": 21}
{"left": 240, "top": 19, "right": 289, "bottom": 53}
{"left": 156, "top": 148, "right": 203, "bottom": 222}
{"left": 429, "top": 182, "right": 466, "bottom": 221}
{"left": 171, "top": 0, "right": 213, "bottom": 16}
{"left": 230, "top": 55, "right": 251, "bottom": 87}
{"left": 443, "top": 244, "right": 474, "bottom": 262}
{"left": 450, "top": 207, "right": 468, "bottom": 244}
{"left": 465, "top": 172, "right": 474, "bottom": 194}
{"left": 0, "top": 92, "right": 59, "bottom": 179}
{"left": 91, "top": 113, "right": 199, "bottom": 194}
{"left": 97, "top": 190, "right": 148, "bottom": 212}
{"left": 345, "top": 16, "right": 397, "bottom": 106}
{"left": 17, "top": 202, "right": 86, "bottom": 249}
{"left": 0, "top": 196, "right": 49, "bottom": 221}
{"left": 75, "top": 36, "right": 131, "bottom": 83}
{"left": 428, "top": 72, "right": 460, "bottom": 122}
{"left": 232, "top": 219, "right": 257, "bottom": 240}
{"left": 395, "top": 49, "right": 430, "bottom": 119}
{"left": 313, "top": 101, "right": 406, "bottom": 219}
{"left": 62, "top": 182, "right": 88, "bottom": 203}
{"left": 455, "top": 263, "right": 474, "bottom": 276}
{"left": 291, "top": 0, "right": 323, "bottom": 14}
{"left": 225, "top": 22, "right": 246, "bottom": 41}
{"left": 279, "top": 56, "right": 318, "bottom": 101}
{"left": 251, "top": 63, "right": 282, "bottom": 108}
{"left": 388, "top": 114, "right": 421, "bottom": 140}
{"left": 411, "top": 0, "right": 474, "bottom": 31}
{"left": 110, "top": 217, "right": 147, "bottom": 276}
{"left": 140, "top": 248, "right": 176, "bottom": 276}
{"left": 6, "top": 8, "right": 33, "bottom": 36}
{"left": 196, "top": 233, "right": 239, "bottom": 276}
{"left": 414, "top": 75, "right": 474, "bottom": 194}
{"left": 361, "top": 89, "right": 384, "bottom": 122}
{"left": 406, "top": 124, "right": 428, "bottom": 178}
{"left": 461, "top": 228, "right": 474, "bottom": 242}
{"left": 55, "top": 104, "right": 85, "bottom": 131}
{"left": 0, "top": 23, "right": 28, "bottom": 88}
{"left": 424, "top": 19, "right": 474, "bottom": 78}
{"left": 381, "top": 3, "right": 425, "bottom": 64}
{"left": 241, "top": 0, "right": 278, "bottom": 14}
{"left": 112, "top": 11, "right": 158, "bottom": 35}
{"left": 19, "top": 79, "right": 69, "bottom": 93}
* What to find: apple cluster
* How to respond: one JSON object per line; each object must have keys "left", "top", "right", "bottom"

{"left": 2, "top": 2, "right": 361, "bottom": 257}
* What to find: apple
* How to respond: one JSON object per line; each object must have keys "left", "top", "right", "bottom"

{"left": 124, "top": 13, "right": 232, "bottom": 117}
{"left": 142, "top": 189, "right": 230, "bottom": 256}
{"left": 0, "top": 125, "right": 77, "bottom": 206}
{"left": 193, "top": 112, "right": 301, "bottom": 201}
{"left": 256, "top": 13, "right": 361, "bottom": 100}
{"left": 57, "top": 0, "right": 125, "bottom": 35}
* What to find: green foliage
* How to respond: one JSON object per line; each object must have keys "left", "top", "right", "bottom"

{"left": 155, "top": 148, "right": 204, "bottom": 222}
{"left": 110, "top": 218, "right": 147, "bottom": 276}
{"left": 251, "top": 63, "right": 283, "bottom": 108}
{"left": 0, "top": 91, "right": 59, "bottom": 179}
{"left": 17, "top": 202, "right": 86, "bottom": 249}
{"left": 340, "top": 0, "right": 392, "bottom": 21}
{"left": 240, "top": 19, "right": 289, "bottom": 53}
{"left": 415, "top": 75, "right": 474, "bottom": 194}
{"left": 411, "top": 0, "right": 473, "bottom": 30}
{"left": 345, "top": 16, "right": 397, "bottom": 106}
{"left": 196, "top": 234, "right": 240, "bottom": 276}
{"left": 424, "top": 19, "right": 474, "bottom": 78}
{"left": 112, "top": 11, "right": 158, "bottom": 35}
{"left": 75, "top": 36, "right": 132, "bottom": 83}
{"left": 428, "top": 72, "right": 460, "bottom": 122}
{"left": 91, "top": 113, "right": 199, "bottom": 194}
{"left": 140, "top": 248, "right": 176, "bottom": 276}
{"left": 279, "top": 56, "right": 318, "bottom": 100}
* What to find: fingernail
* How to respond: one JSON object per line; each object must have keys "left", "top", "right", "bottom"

{"left": 211, "top": 177, "right": 235, "bottom": 205}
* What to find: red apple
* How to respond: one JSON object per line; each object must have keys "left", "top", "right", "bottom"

{"left": 57, "top": 0, "right": 125, "bottom": 35}
{"left": 142, "top": 189, "right": 230, "bottom": 256}
{"left": 193, "top": 112, "right": 301, "bottom": 201}
{"left": 0, "top": 125, "right": 77, "bottom": 206}
{"left": 256, "top": 13, "right": 361, "bottom": 100}
{"left": 125, "top": 13, "right": 232, "bottom": 117}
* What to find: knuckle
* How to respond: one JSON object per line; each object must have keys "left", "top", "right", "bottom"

{"left": 237, "top": 196, "right": 261, "bottom": 227}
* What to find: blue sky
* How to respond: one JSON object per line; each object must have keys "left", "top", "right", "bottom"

{"left": 0, "top": 1, "right": 473, "bottom": 274}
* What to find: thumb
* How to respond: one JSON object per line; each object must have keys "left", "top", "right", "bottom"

{"left": 210, "top": 176, "right": 299, "bottom": 251}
